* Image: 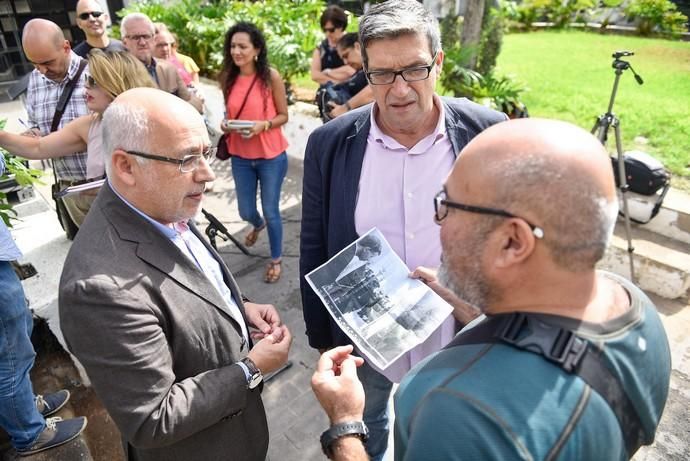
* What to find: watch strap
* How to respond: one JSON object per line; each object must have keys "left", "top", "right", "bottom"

{"left": 240, "top": 357, "right": 263, "bottom": 389}
{"left": 320, "top": 421, "right": 369, "bottom": 458}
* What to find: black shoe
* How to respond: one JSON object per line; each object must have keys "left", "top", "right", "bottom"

{"left": 16, "top": 416, "right": 88, "bottom": 456}
{"left": 35, "top": 390, "right": 70, "bottom": 417}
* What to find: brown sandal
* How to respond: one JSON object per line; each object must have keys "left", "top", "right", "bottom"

{"left": 264, "top": 260, "right": 282, "bottom": 284}
{"left": 245, "top": 223, "right": 266, "bottom": 247}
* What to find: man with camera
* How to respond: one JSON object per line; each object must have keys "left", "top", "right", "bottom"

{"left": 299, "top": 1, "right": 506, "bottom": 459}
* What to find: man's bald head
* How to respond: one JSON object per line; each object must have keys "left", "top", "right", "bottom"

{"left": 103, "top": 87, "right": 206, "bottom": 167}
{"left": 22, "top": 18, "right": 64, "bottom": 48}
{"left": 76, "top": 0, "right": 103, "bottom": 12}
{"left": 22, "top": 19, "right": 71, "bottom": 81}
{"left": 450, "top": 118, "right": 618, "bottom": 271}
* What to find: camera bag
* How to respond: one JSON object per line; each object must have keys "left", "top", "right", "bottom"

{"left": 611, "top": 151, "right": 670, "bottom": 224}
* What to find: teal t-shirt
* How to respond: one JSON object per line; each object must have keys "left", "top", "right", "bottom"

{"left": 394, "top": 272, "right": 670, "bottom": 461}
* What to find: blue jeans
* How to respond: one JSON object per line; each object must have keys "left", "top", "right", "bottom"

{"left": 231, "top": 152, "right": 288, "bottom": 260}
{"left": 0, "top": 261, "right": 44, "bottom": 450}
{"left": 359, "top": 360, "right": 393, "bottom": 461}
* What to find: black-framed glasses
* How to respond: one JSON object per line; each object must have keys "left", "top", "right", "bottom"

{"left": 125, "top": 148, "right": 216, "bottom": 173}
{"left": 434, "top": 190, "right": 544, "bottom": 239}
{"left": 323, "top": 27, "right": 337, "bottom": 33}
{"left": 365, "top": 51, "right": 438, "bottom": 85}
{"left": 78, "top": 11, "right": 104, "bottom": 20}
{"left": 125, "top": 33, "right": 153, "bottom": 42}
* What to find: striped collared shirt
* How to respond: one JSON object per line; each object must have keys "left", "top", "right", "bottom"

{"left": 26, "top": 51, "right": 89, "bottom": 181}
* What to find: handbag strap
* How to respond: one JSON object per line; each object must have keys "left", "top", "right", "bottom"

{"left": 50, "top": 57, "right": 87, "bottom": 186}
{"left": 232, "top": 73, "right": 259, "bottom": 120}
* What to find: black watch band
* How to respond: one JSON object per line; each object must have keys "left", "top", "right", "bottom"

{"left": 320, "top": 421, "right": 369, "bottom": 458}
{"left": 240, "top": 357, "right": 263, "bottom": 389}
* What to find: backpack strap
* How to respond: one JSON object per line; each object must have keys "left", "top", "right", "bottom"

{"left": 446, "top": 312, "right": 647, "bottom": 456}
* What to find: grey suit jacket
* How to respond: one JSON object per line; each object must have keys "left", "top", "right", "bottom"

{"left": 59, "top": 183, "right": 268, "bottom": 461}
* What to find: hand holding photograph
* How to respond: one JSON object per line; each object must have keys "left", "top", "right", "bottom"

{"left": 306, "top": 228, "right": 452, "bottom": 369}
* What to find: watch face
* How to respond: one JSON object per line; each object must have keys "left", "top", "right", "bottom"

{"left": 248, "top": 372, "right": 263, "bottom": 389}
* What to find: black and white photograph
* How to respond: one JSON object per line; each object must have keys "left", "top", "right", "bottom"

{"left": 306, "top": 228, "right": 452, "bottom": 369}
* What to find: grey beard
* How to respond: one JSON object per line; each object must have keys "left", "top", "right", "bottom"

{"left": 438, "top": 259, "right": 489, "bottom": 313}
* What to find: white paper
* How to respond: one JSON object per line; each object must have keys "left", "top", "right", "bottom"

{"left": 306, "top": 228, "right": 453, "bottom": 370}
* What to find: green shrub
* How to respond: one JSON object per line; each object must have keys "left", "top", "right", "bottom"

{"left": 477, "top": 2, "right": 505, "bottom": 75}
{"left": 117, "top": 0, "right": 331, "bottom": 84}
{"left": 624, "top": 0, "right": 689, "bottom": 35}
{"left": 0, "top": 121, "right": 43, "bottom": 227}
{"left": 441, "top": 50, "right": 527, "bottom": 117}
{"left": 506, "top": 0, "right": 602, "bottom": 29}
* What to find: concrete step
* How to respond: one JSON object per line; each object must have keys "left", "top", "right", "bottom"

{"left": 601, "top": 222, "right": 690, "bottom": 300}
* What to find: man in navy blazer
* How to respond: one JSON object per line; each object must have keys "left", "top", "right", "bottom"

{"left": 299, "top": 1, "right": 507, "bottom": 459}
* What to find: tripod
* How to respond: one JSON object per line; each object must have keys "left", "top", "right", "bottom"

{"left": 202, "top": 208, "right": 252, "bottom": 255}
{"left": 591, "top": 51, "right": 643, "bottom": 282}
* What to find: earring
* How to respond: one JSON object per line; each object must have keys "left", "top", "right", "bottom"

{"left": 254, "top": 55, "right": 258, "bottom": 62}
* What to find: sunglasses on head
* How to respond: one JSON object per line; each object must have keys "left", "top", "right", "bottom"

{"left": 78, "top": 11, "right": 104, "bottom": 20}
{"left": 323, "top": 27, "right": 337, "bottom": 33}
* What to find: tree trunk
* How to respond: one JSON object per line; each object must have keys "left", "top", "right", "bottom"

{"left": 460, "top": 0, "right": 485, "bottom": 71}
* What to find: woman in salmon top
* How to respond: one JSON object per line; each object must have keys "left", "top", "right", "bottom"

{"left": 219, "top": 22, "right": 289, "bottom": 283}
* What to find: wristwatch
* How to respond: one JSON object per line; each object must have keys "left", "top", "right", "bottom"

{"left": 320, "top": 421, "right": 369, "bottom": 458}
{"left": 240, "top": 357, "right": 263, "bottom": 389}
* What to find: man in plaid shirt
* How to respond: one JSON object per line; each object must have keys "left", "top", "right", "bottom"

{"left": 22, "top": 19, "right": 91, "bottom": 229}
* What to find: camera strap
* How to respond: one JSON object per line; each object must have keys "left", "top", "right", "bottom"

{"left": 445, "top": 312, "right": 647, "bottom": 456}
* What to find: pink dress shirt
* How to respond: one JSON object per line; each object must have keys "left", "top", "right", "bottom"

{"left": 354, "top": 96, "right": 458, "bottom": 382}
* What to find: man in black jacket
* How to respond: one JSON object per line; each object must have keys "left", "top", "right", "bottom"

{"left": 299, "top": 1, "right": 507, "bottom": 459}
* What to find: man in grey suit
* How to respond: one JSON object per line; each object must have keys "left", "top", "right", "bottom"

{"left": 59, "top": 87, "right": 291, "bottom": 461}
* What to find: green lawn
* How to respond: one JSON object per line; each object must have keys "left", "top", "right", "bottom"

{"left": 495, "top": 30, "right": 690, "bottom": 182}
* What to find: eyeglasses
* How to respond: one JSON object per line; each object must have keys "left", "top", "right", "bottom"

{"left": 78, "top": 11, "right": 104, "bottom": 20}
{"left": 125, "top": 148, "right": 216, "bottom": 173}
{"left": 125, "top": 33, "right": 153, "bottom": 42}
{"left": 365, "top": 52, "right": 438, "bottom": 85}
{"left": 323, "top": 27, "right": 337, "bottom": 33}
{"left": 434, "top": 190, "right": 544, "bottom": 239}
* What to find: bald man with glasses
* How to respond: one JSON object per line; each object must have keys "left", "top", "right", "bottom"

{"left": 59, "top": 88, "right": 292, "bottom": 461}
{"left": 299, "top": 1, "right": 506, "bottom": 459}
{"left": 312, "top": 118, "right": 671, "bottom": 461}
